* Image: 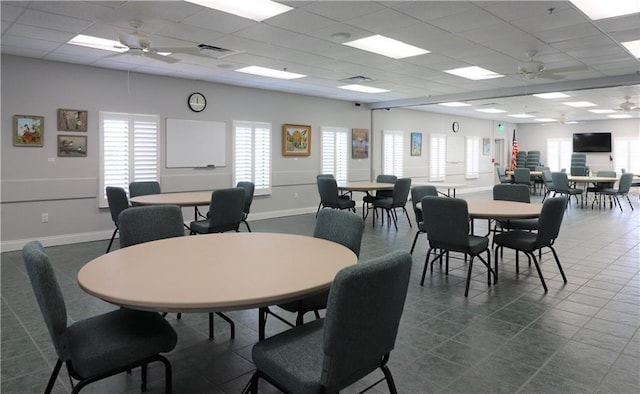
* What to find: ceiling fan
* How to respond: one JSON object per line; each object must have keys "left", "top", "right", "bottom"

{"left": 619, "top": 96, "right": 640, "bottom": 112}
{"left": 113, "top": 20, "right": 179, "bottom": 64}
{"left": 516, "top": 51, "right": 588, "bottom": 80}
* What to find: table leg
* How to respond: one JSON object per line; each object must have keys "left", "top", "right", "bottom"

{"left": 258, "top": 307, "right": 267, "bottom": 341}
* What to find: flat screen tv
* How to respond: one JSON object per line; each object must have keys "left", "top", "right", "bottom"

{"left": 572, "top": 132, "right": 612, "bottom": 153}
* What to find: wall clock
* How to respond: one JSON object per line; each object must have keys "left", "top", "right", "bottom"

{"left": 452, "top": 121, "right": 460, "bottom": 133}
{"left": 188, "top": 92, "right": 206, "bottom": 112}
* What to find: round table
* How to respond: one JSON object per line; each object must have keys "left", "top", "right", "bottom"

{"left": 129, "top": 191, "right": 212, "bottom": 220}
{"left": 466, "top": 200, "right": 542, "bottom": 219}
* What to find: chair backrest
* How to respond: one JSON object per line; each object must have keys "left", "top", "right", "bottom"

{"left": 118, "top": 205, "right": 184, "bottom": 248}
{"left": 542, "top": 169, "right": 554, "bottom": 187}
{"left": 129, "top": 181, "right": 161, "bottom": 198}
{"left": 314, "top": 209, "right": 365, "bottom": 257}
{"left": 410, "top": 186, "right": 438, "bottom": 223}
{"left": 391, "top": 178, "right": 412, "bottom": 205}
{"left": 535, "top": 197, "right": 567, "bottom": 247}
{"left": 551, "top": 172, "right": 570, "bottom": 192}
{"left": 321, "top": 250, "right": 411, "bottom": 391}
{"left": 493, "top": 184, "right": 530, "bottom": 203}
{"left": 317, "top": 174, "right": 335, "bottom": 180}
{"left": 236, "top": 181, "right": 255, "bottom": 214}
{"left": 207, "top": 188, "right": 245, "bottom": 232}
{"left": 422, "top": 196, "right": 469, "bottom": 253}
{"left": 106, "top": 186, "right": 129, "bottom": 224}
{"left": 317, "top": 177, "right": 340, "bottom": 206}
{"left": 375, "top": 174, "right": 397, "bottom": 198}
{"left": 513, "top": 168, "right": 531, "bottom": 184}
{"left": 571, "top": 153, "right": 587, "bottom": 167}
{"left": 22, "top": 241, "right": 69, "bottom": 361}
{"left": 617, "top": 172, "right": 634, "bottom": 193}
{"left": 570, "top": 166, "right": 587, "bottom": 176}
{"left": 496, "top": 166, "right": 507, "bottom": 182}
{"left": 595, "top": 170, "right": 616, "bottom": 188}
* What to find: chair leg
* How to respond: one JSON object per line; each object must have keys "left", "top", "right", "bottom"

{"left": 213, "top": 312, "right": 235, "bottom": 339}
{"left": 410, "top": 231, "right": 422, "bottom": 254}
{"left": 626, "top": 194, "right": 634, "bottom": 211}
{"left": 548, "top": 246, "right": 567, "bottom": 283}
{"left": 45, "top": 359, "right": 64, "bottom": 394}
{"left": 421, "top": 248, "right": 434, "bottom": 285}
{"left": 527, "top": 252, "right": 548, "bottom": 292}
{"left": 243, "top": 220, "right": 252, "bottom": 232}
{"left": 402, "top": 207, "right": 412, "bottom": 228}
{"left": 106, "top": 227, "right": 118, "bottom": 253}
{"left": 464, "top": 256, "right": 475, "bottom": 297}
{"left": 380, "top": 364, "right": 398, "bottom": 394}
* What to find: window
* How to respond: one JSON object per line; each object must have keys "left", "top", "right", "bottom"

{"left": 429, "top": 133, "right": 446, "bottom": 181}
{"left": 465, "top": 136, "right": 480, "bottom": 179}
{"left": 233, "top": 121, "right": 271, "bottom": 196}
{"left": 99, "top": 112, "right": 159, "bottom": 207}
{"left": 546, "top": 138, "right": 572, "bottom": 172}
{"left": 614, "top": 138, "right": 640, "bottom": 174}
{"left": 321, "top": 126, "right": 348, "bottom": 181}
{"left": 383, "top": 130, "right": 403, "bottom": 176}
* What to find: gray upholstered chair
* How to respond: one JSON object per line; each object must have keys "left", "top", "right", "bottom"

{"left": 236, "top": 181, "right": 255, "bottom": 231}
{"left": 513, "top": 168, "right": 533, "bottom": 193}
{"left": 541, "top": 169, "right": 555, "bottom": 202}
{"left": 552, "top": 172, "right": 583, "bottom": 207}
{"left": 493, "top": 197, "right": 568, "bottom": 292}
{"left": 105, "top": 186, "right": 130, "bottom": 253}
{"left": 363, "top": 174, "right": 397, "bottom": 219}
{"left": 190, "top": 188, "right": 245, "bottom": 234}
{"left": 409, "top": 185, "right": 439, "bottom": 254}
{"left": 119, "top": 205, "right": 184, "bottom": 248}
{"left": 371, "top": 177, "right": 412, "bottom": 230}
{"left": 264, "top": 209, "right": 365, "bottom": 328}
{"left": 316, "top": 177, "right": 356, "bottom": 216}
{"left": 496, "top": 166, "right": 511, "bottom": 184}
{"left": 129, "top": 181, "right": 161, "bottom": 198}
{"left": 22, "top": 241, "right": 177, "bottom": 394}
{"left": 491, "top": 184, "right": 537, "bottom": 258}
{"left": 420, "top": 197, "right": 494, "bottom": 297}
{"left": 587, "top": 170, "right": 616, "bottom": 209}
{"left": 246, "top": 250, "right": 411, "bottom": 394}
{"left": 601, "top": 172, "right": 634, "bottom": 212}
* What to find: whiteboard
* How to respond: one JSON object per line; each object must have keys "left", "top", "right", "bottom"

{"left": 166, "top": 118, "right": 226, "bottom": 168}
{"left": 446, "top": 135, "right": 464, "bottom": 163}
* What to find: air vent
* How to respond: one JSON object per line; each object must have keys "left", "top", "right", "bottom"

{"left": 340, "top": 75, "right": 374, "bottom": 83}
{"left": 197, "top": 44, "right": 242, "bottom": 59}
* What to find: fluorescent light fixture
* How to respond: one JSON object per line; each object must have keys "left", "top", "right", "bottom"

{"left": 476, "top": 108, "right": 507, "bottom": 113}
{"left": 445, "top": 66, "right": 504, "bottom": 80}
{"left": 621, "top": 40, "right": 640, "bottom": 58}
{"left": 533, "top": 92, "right": 570, "bottom": 99}
{"left": 439, "top": 102, "right": 471, "bottom": 107}
{"left": 235, "top": 66, "right": 306, "bottom": 80}
{"left": 343, "top": 35, "right": 429, "bottom": 59}
{"left": 185, "top": 0, "right": 292, "bottom": 21}
{"left": 589, "top": 109, "right": 617, "bottom": 114}
{"left": 563, "top": 101, "right": 597, "bottom": 108}
{"left": 569, "top": 0, "right": 640, "bottom": 20}
{"left": 608, "top": 113, "right": 633, "bottom": 119}
{"left": 565, "top": 121, "right": 580, "bottom": 124}
{"left": 508, "top": 113, "right": 535, "bottom": 118}
{"left": 535, "top": 118, "right": 557, "bottom": 122}
{"left": 68, "top": 34, "right": 126, "bottom": 53}
{"left": 338, "top": 84, "right": 389, "bottom": 93}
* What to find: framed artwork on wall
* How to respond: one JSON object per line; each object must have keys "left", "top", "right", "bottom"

{"left": 13, "top": 115, "right": 44, "bottom": 146}
{"left": 57, "top": 135, "right": 87, "bottom": 157}
{"left": 282, "top": 124, "right": 311, "bottom": 156}
{"left": 483, "top": 137, "right": 491, "bottom": 156}
{"left": 411, "top": 132, "right": 422, "bottom": 156}
{"left": 58, "top": 109, "right": 88, "bottom": 131}
{"left": 351, "top": 128, "right": 369, "bottom": 159}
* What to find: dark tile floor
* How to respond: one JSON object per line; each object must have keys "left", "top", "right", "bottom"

{"left": 2, "top": 190, "right": 639, "bottom": 393}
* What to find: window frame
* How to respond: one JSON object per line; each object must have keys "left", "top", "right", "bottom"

{"left": 382, "top": 130, "right": 404, "bottom": 177}
{"left": 233, "top": 120, "right": 272, "bottom": 196}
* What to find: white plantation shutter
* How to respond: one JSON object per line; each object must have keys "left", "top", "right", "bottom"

{"left": 465, "top": 136, "right": 480, "bottom": 179}
{"left": 614, "top": 138, "right": 640, "bottom": 174}
{"left": 99, "top": 112, "right": 159, "bottom": 207}
{"left": 234, "top": 121, "right": 271, "bottom": 195}
{"left": 429, "top": 133, "right": 446, "bottom": 181}
{"left": 383, "top": 130, "right": 403, "bottom": 176}
{"left": 321, "top": 126, "right": 348, "bottom": 181}
{"left": 547, "top": 138, "right": 571, "bottom": 171}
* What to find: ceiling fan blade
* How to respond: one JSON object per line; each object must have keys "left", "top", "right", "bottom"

{"left": 538, "top": 73, "right": 565, "bottom": 80}
{"left": 544, "top": 65, "right": 589, "bottom": 74}
{"left": 146, "top": 52, "right": 180, "bottom": 64}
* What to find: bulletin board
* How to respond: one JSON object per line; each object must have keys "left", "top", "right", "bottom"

{"left": 166, "top": 118, "right": 226, "bottom": 168}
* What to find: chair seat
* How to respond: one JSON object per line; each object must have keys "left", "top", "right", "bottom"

{"left": 278, "top": 290, "right": 329, "bottom": 314}
{"left": 325, "top": 198, "right": 356, "bottom": 210}
{"left": 371, "top": 197, "right": 394, "bottom": 209}
{"left": 498, "top": 218, "right": 538, "bottom": 231}
{"left": 493, "top": 231, "right": 537, "bottom": 253}
{"left": 252, "top": 319, "right": 325, "bottom": 394}
{"left": 567, "top": 188, "right": 583, "bottom": 194}
{"left": 67, "top": 309, "right": 177, "bottom": 378}
{"left": 468, "top": 235, "right": 489, "bottom": 255}
{"left": 189, "top": 219, "right": 239, "bottom": 233}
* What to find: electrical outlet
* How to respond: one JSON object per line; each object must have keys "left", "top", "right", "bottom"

{"left": 41, "top": 213, "right": 48, "bottom": 223}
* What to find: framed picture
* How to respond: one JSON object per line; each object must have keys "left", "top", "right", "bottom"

{"left": 352, "top": 128, "right": 369, "bottom": 159}
{"left": 483, "top": 137, "right": 491, "bottom": 156}
{"left": 13, "top": 115, "right": 44, "bottom": 146}
{"left": 411, "top": 132, "right": 422, "bottom": 156}
{"left": 282, "top": 124, "right": 311, "bottom": 156}
{"left": 57, "top": 135, "right": 87, "bottom": 157}
{"left": 58, "top": 109, "right": 88, "bottom": 131}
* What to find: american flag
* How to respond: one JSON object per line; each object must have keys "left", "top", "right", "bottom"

{"left": 510, "top": 130, "right": 519, "bottom": 171}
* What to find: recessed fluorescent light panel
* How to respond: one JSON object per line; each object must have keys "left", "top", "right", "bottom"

{"left": 608, "top": 114, "right": 633, "bottom": 119}
{"left": 68, "top": 34, "right": 126, "bottom": 52}
{"left": 476, "top": 108, "right": 507, "bottom": 113}
{"left": 621, "top": 40, "right": 640, "bottom": 58}
{"left": 185, "top": 0, "right": 292, "bottom": 21}
{"left": 589, "top": 109, "right": 617, "bottom": 114}
{"left": 563, "top": 101, "right": 597, "bottom": 108}
{"left": 439, "top": 102, "right": 471, "bottom": 107}
{"left": 570, "top": 0, "right": 640, "bottom": 20}
{"left": 343, "top": 35, "right": 429, "bottom": 59}
{"left": 535, "top": 118, "right": 557, "bottom": 122}
{"left": 339, "top": 84, "right": 389, "bottom": 93}
{"left": 533, "top": 92, "right": 570, "bottom": 99}
{"left": 508, "top": 113, "right": 535, "bottom": 118}
{"left": 445, "top": 66, "right": 504, "bottom": 80}
{"left": 236, "top": 66, "right": 306, "bottom": 80}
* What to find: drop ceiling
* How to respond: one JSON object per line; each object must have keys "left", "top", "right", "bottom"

{"left": 2, "top": 1, "right": 639, "bottom": 124}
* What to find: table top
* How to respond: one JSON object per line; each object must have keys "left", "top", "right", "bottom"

{"left": 417, "top": 199, "right": 542, "bottom": 220}
{"left": 413, "top": 181, "right": 467, "bottom": 189}
{"left": 337, "top": 181, "right": 395, "bottom": 192}
{"left": 129, "top": 191, "right": 212, "bottom": 207}
{"left": 506, "top": 170, "right": 543, "bottom": 177}
{"left": 568, "top": 175, "right": 618, "bottom": 183}
{"left": 77, "top": 233, "right": 357, "bottom": 313}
